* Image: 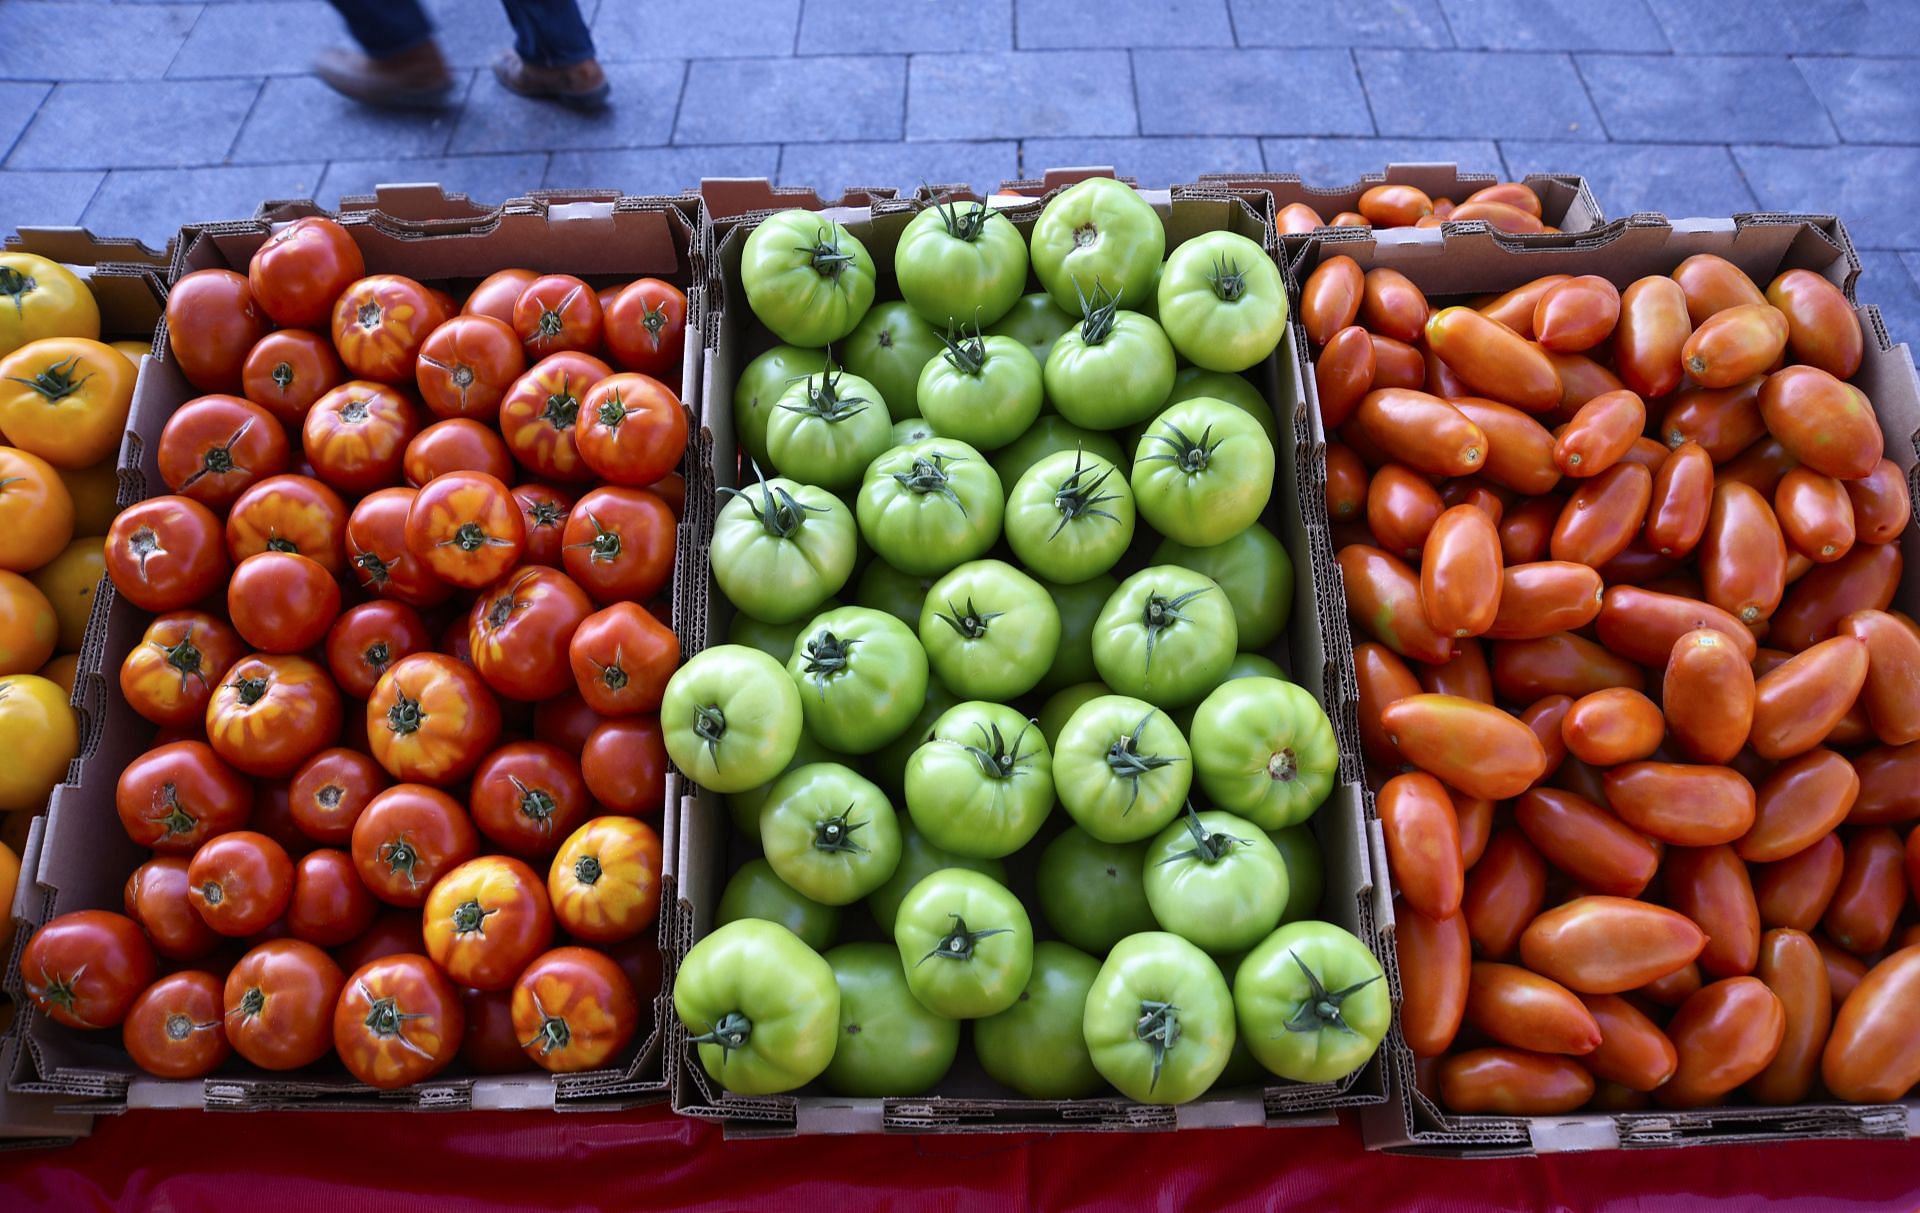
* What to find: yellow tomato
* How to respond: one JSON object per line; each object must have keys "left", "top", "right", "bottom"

{"left": 110, "top": 339, "right": 151, "bottom": 368}
{"left": 59, "top": 458, "right": 120, "bottom": 536}
{"left": 29, "top": 535, "right": 103, "bottom": 651}
{"left": 0, "top": 254, "right": 100, "bottom": 358}
{"left": 0, "top": 571, "right": 56, "bottom": 674}
{"left": 0, "top": 837, "right": 19, "bottom": 955}
{"left": 37, "top": 651, "right": 78, "bottom": 695}
{"left": 0, "top": 446, "right": 74, "bottom": 571}
{"left": 0, "top": 674, "right": 78, "bottom": 810}
{"left": 0, "top": 337, "right": 136, "bottom": 468}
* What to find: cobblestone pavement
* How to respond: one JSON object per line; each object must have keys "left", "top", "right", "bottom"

{"left": 0, "top": 0, "right": 1916, "bottom": 336}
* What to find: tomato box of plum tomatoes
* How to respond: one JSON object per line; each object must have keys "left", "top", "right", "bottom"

{"left": 1192, "top": 163, "right": 1603, "bottom": 245}
{"left": 659, "top": 172, "right": 1389, "bottom": 1135}
{"left": 1294, "top": 214, "right": 1920, "bottom": 1155}
{"left": 5, "top": 186, "right": 706, "bottom": 1112}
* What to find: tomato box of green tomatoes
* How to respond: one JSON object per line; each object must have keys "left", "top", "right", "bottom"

{"left": 657, "top": 174, "right": 1390, "bottom": 1135}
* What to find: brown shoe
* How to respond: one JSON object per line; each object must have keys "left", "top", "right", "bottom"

{"left": 316, "top": 42, "right": 455, "bottom": 109}
{"left": 492, "top": 50, "right": 610, "bottom": 110}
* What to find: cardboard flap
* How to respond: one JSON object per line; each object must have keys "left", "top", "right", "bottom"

{"left": 471, "top": 1076, "right": 559, "bottom": 1111}
{"left": 1530, "top": 1117, "right": 1621, "bottom": 1153}
{"left": 793, "top": 1100, "right": 887, "bottom": 1135}
{"left": 1175, "top": 1098, "right": 1269, "bottom": 1130}
{"left": 7, "top": 227, "right": 168, "bottom": 267}
{"left": 126, "top": 1079, "right": 209, "bottom": 1110}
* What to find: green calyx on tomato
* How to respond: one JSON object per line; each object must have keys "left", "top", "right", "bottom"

{"left": 894, "top": 867, "right": 1034, "bottom": 1019}
{"left": 1190, "top": 676, "right": 1337, "bottom": 829}
{"left": 1144, "top": 804, "right": 1289, "bottom": 955}
{"left": 662, "top": 645, "right": 804, "bottom": 794}
{"left": 895, "top": 196, "right": 1030, "bottom": 331}
{"left": 1043, "top": 280, "right": 1178, "bottom": 432}
{"left": 1005, "top": 449, "right": 1136, "bottom": 586}
{"left": 904, "top": 701, "right": 1054, "bottom": 859}
{"left": 1152, "top": 524, "right": 1293, "bottom": 652}
{"left": 855, "top": 439, "right": 1004, "bottom": 578}
{"left": 918, "top": 559, "right": 1061, "bottom": 701}
{"left": 1232, "top": 921, "right": 1388, "bottom": 1084}
{"left": 766, "top": 369, "right": 893, "bottom": 490}
{"left": 786, "top": 605, "right": 929, "bottom": 755}
{"left": 674, "top": 918, "right": 840, "bottom": 1095}
{"left": 1130, "top": 398, "right": 1275, "bottom": 548}
{"left": 739, "top": 212, "right": 876, "bottom": 347}
{"left": 991, "top": 415, "right": 1127, "bottom": 493}
{"left": 712, "top": 467, "right": 856, "bottom": 625}
{"left": 759, "top": 762, "right": 902, "bottom": 906}
{"left": 1053, "top": 695, "right": 1193, "bottom": 844}
{"left": 1155, "top": 231, "right": 1288, "bottom": 373}
{"left": 734, "top": 346, "right": 831, "bottom": 467}
{"left": 1082, "top": 931, "right": 1234, "bottom": 1104}
{"left": 1093, "top": 566, "right": 1239, "bottom": 708}
{"left": 915, "top": 326, "right": 1043, "bottom": 453}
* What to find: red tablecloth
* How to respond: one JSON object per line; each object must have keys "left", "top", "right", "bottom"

{"left": 0, "top": 1106, "right": 1916, "bottom": 1211}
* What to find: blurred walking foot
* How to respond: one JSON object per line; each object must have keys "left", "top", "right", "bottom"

{"left": 316, "top": 42, "right": 456, "bottom": 109}
{"left": 491, "top": 50, "right": 611, "bottom": 110}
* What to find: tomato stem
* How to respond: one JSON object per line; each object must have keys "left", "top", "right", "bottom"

{"left": 693, "top": 703, "right": 727, "bottom": 763}
{"left": 574, "top": 854, "right": 602, "bottom": 885}
{"left": 795, "top": 225, "right": 856, "bottom": 281}
{"left": 1206, "top": 255, "right": 1248, "bottom": 303}
{"left": 386, "top": 690, "right": 426, "bottom": 735}
{"left": 1134, "top": 999, "right": 1181, "bottom": 1092}
{"left": 6, "top": 355, "right": 93, "bottom": 402}
{"left": 1281, "top": 949, "right": 1380, "bottom": 1036}
{"left": 926, "top": 191, "right": 992, "bottom": 242}
{"left": 721, "top": 461, "right": 829, "bottom": 540}
{"left": 778, "top": 369, "right": 870, "bottom": 425}
{"left": 811, "top": 806, "right": 869, "bottom": 854}
{"left": 914, "top": 914, "right": 1011, "bottom": 966}
{"left": 933, "top": 595, "right": 1003, "bottom": 641}
{"left": 0, "top": 266, "right": 38, "bottom": 312}
{"left": 959, "top": 719, "right": 1038, "bottom": 781}
{"left": 1105, "top": 711, "right": 1179, "bottom": 813}
{"left": 1155, "top": 801, "right": 1248, "bottom": 867}
{"left": 935, "top": 323, "right": 989, "bottom": 377}
{"left": 798, "top": 630, "right": 858, "bottom": 692}
{"left": 688, "top": 1009, "right": 752, "bottom": 1058}
{"left": 891, "top": 451, "right": 970, "bottom": 516}
{"left": 1140, "top": 422, "right": 1221, "bottom": 476}
{"left": 1048, "top": 450, "right": 1124, "bottom": 537}
{"left": 1071, "top": 278, "right": 1120, "bottom": 346}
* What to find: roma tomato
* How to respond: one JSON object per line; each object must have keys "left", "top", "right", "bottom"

{"left": 468, "top": 741, "right": 590, "bottom": 858}
{"left": 1645, "top": 441, "right": 1714, "bottom": 559}
{"left": 1420, "top": 505, "right": 1502, "bottom": 639}
{"left": 1479, "top": 273, "right": 1568, "bottom": 337}
{"left": 1360, "top": 266, "right": 1427, "bottom": 344}
{"left": 1465, "top": 962, "right": 1601, "bottom": 1055}
{"left": 1560, "top": 687, "right": 1663, "bottom": 766}
{"left": 1580, "top": 993, "right": 1677, "bottom": 1092}
{"left": 1604, "top": 761, "right": 1754, "bottom": 846}
{"left": 121, "top": 610, "right": 246, "bottom": 728}
{"left": 334, "top": 952, "right": 463, "bottom": 1088}
{"left": 289, "top": 746, "right": 389, "bottom": 846}
{"left": 1738, "top": 747, "right": 1857, "bottom": 864}
{"left": 332, "top": 274, "right": 440, "bottom": 384}
{"left": 513, "top": 274, "right": 602, "bottom": 357}
{"left": 468, "top": 564, "right": 594, "bottom": 701}
{"left": 1461, "top": 828, "right": 1547, "bottom": 960}
{"left": 224, "top": 939, "right": 345, "bottom": 1069}
{"left": 1425, "top": 306, "right": 1560, "bottom": 411}
{"left": 581, "top": 715, "right": 668, "bottom": 814}
{"left": 1614, "top": 275, "right": 1691, "bottom": 400}
{"left": 1823, "top": 827, "right": 1905, "bottom": 955}
{"left": 186, "top": 830, "right": 294, "bottom": 937}
{"left": 1759, "top": 365, "right": 1884, "bottom": 481}
{"left": 1365, "top": 465, "right": 1442, "bottom": 561}
{"left": 1771, "top": 539, "right": 1902, "bottom": 652}
{"left": 1774, "top": 468, "right": 1855, "bottom": 564}
{"left": 346, "top": 487, "right": 450, "bottom": 607}
{"left": 567, "top": 601, "right": 678, "bottom": 717}
{"left": 1553, "top": 388, "right": 1643, "bottom": 478}
{"left": 1315, "top": 326, "right": 1374, "bottom": 429}
{"left": 20, "top": 910, "right": 155, "bottom": 1029}
{"left": 604, "top": 278, "right": 687, "bottom": 376}
{"left": 1844, "top": 460, "right": 1910, "bottom": 544}
{"left": 1300, "top": 256, "right": 1362, "bottom": 346}
{"left": 499, "top": 350, "right": 612, "bottom": 482}
{"left": 105, "top": 495, "right": 229, "bottom": 612}
{"left": 125, "top": 856, "right": 221, "bottom": 961}
{"left": 1666, "top": 843, "right": 1761, "bottom": 978}
{"left": 1354, "top": 389, "right": 1486, "bottom": 478}
{"left": 1680, "top": 304, "right": 1788, "bottom": 388}
{"left": 1672, "top": 254, "right": 1765, "bottom": 325}
{"left": 561, "top": 485, "right": 674, "bottom": 605}
{"left": 404, "top": 418, "right": 514, "bottom": 486}
{"left": 1498, "top": 495, "right": 1562, "bottom": 565}
{"left": 423, "top": 855, "right": 554, "bottom": 990}
{"left": 405, "top": 470, "right": 525, "bottom": 589}
{"left": 227, "top": 551, "right": 341, "bottom": 654}
{"left": 1376, "top": 773, "right": 1462, "bottom": 919}
{"left": 576, "top": 373, "right": 686, "bottom": 488}
{"left": 1699, "top": 482, "right": 1787, "bottom": 625}
{"left": 1839, "top": 609, "right": 1920, "bottom": 745}
{"left": 549, "top": 816, "right": 663, "bottom": 944}
{"left": 205, "top": 653, "right": 341, "bottom": 778}
{"left": 1595, "top": 586, "right": 1756, "bottom": 667}
{"left": 324, "top": 600, "right": 432, "bottom": 700}
{"left": 1486, "top": 562, "right": 1603, "bottom": 641}
{"left": 241, "top": 329, "right": 346, "bottom": 425}
{"left": 1748, "top": 927, "right": 1832, "bottom": 1105}
{"left": 415, "top": 314, "right": 525, "bottom": 421}
{"left": 1822, "top": 944, "right": 1920, "bottom": 1101}
{"left": 225, "top": 474, "right": 349, "bottom": 576}
{"left": 1452, "top": 399, "right": 1559, "bottom": 496}
{"left": 166, "top": 269, "right": 269, "bottom": 393}
{"left": 1550, "top": 461, "right": 1651, "bottom": 568}
{"left": 1514, "top": 786, "right": 1659, "bottom": 897}
{"left": 1520, "top": 896, "right": 1708, "bottom": 994}
{"left": 511, "top": 482, "right": 575, "bottom": 568}
{"left": 1379, "top": 694, "right": 1546, "bottom": 800}
{"left": 157, "top": 394, "right": 291, "bottom": 510}
{"left": 122, "top": 970, "right": 230, "bottom": 1079}
{"left": 1755, "top": 833, "right": 1847, "bottom": 931}
{"left": 1766, "top": 268, "right": 1862, "bottom": 378}
{"left": 248, "top": 215, "right": 364, "bottom": 328}
{"left": 116, "top": 740, "right": 252, "bottom": 853}
{"left": 366, "top": 652, "right": 502, "bottom": 785}
{"left": 1354, "top": 641, "right": 1419, "bottom": 767}
{"left": 1439, "top": 1048, "right": 1593, "bottom": 1114}
{"left": 285, "top": 847, "right": 378, "bottom": 947}
{"left": 513, "top": 946, "right": 640, "bottom": 1073}
{"left": 1657, "top": 977, "right": 1786, "bottom": 1107}
{"left": 351, "top": 783, "right": 480, "bottom": 907}
{"left": 1340, "top": 545, "right": 1452, "bottom": 665}
{"left": 303, "top": 380, "right": 420, "bottom": 494}
{"left": 1749, "top": 635, "right": 1868, "bottom": 760}
{"left": 1533, "top": 275, "right": 1619, "bottom": 353}
{"left": 1395, "top": 896, "right": 1469, "bottom": 1057}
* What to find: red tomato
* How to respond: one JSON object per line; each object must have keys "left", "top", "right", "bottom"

{"left": 225, "top": 474, "right": 350, "bottom": 576}
{"left": 186, "top": 829, "right": 294, "bottom": 937}
{"left": 157, "top": 394, "right": 292, "bottom": 510}
{"left": 252, "top": 776, "right": 314, "bottom": 859}
{"left": 205, "top": 652, "right": 343, "bottom": 778}
{"left": 241, "top": 329, "right": 347, "bottom": 425}
{"left": 463, "top": 269, "right": 537, "bottom": 324}
{"left": 115, "top": 739, "right": 253, "bottom": 853}
{"left": 416, "top": 313, "right": 527, "bottom": 422}
{"left": 331, "top": 274, "right": 440, "bottom": 384}
{"left": 547, "top": 815, "right": 662, "bottom": 944}
{"left": 122, "top": 970, "right": 231, "bottom": 1078}
{"left": 334, "top": 953, "right": 464, "bottom": 1088}
{"left": 404, "top": 470, "right": 526, "bottom": 589}
{"left": 1665, "top": 843, "right": 1761, "bottom": 978}
{"left": 1465, "top": 962, "right": 1602, "bottom": 1055}
{"left": 513, "top": 274, "right": 603, "bottom": 357}
{"left": 332, "top": 908, "right": 426, "bottom": 974}
{"left": 1519, "top": 896, "right": 1709, "bottom": 994}
{"left": 322, "top": 600, "right": 432, "bottom": 701}
{"left": 404, "top": 417, "right": 513, "bottom": 487}
{"left": 1513, "top": 785, "right": 1659, "bottom": 898}
{"left": 468, "top": 564, "right": 594, "bottom": 701}
{"left": 532, "top": 690, "right": 603, "bottom": 753}
{"left": 512, "top": 946, "right": 638, "bottom": 1072}
{"left": 345, "top": 486, "right": 452, "bottom": 607}
{"left": 289, "top": 746, "right": 390, "bottom": 845}
{"left": 1823, "top": 826, "right": 1906, "bottom": 955}
{"left": 1438, "top": 1048, "right": 1594, "bottom": 1114}
{"left": 575, "top": 372, "right": 687, "bottom": 488}
{"left": 1461, "top": 827, "right": 1547, "bottom": 960}
{"left": 224, "top": 938, "right": 344, "bottom": 1069}
{"left": 460, "top": 986, "right": 531, "bottom": 1074}
{"left": 350, "top": 783, "right": 481, "bottom": 907}
{"left": 580, "top": 715, "right": 667, "bottom": 815}
{"left": 1376, "top": 772, "right": 1463, "bottom": 919}
{"left": 227, "top": 551, "right": 341, "bottom": 654}
{"left": 120, "top": 610, "right": 247, "bottom": 728}
{"left": 166, "top": 269, "right": 270, "bottom": 393}
{"left": 365, "top": 652, "right": 501, "bottom": 785}
{"left": 498, "top": 351, "right": 611, "bottom": 482}
{"left": 1394, "top": 895, "right": 1469, "bottom": 1057}
{"left": 1579, "top": 993, "right": 1677, "bottom": 1092}
{"left": 20, "top": 910, "right": 156, "bottom": 1029}
{"left": 124, "top": 855, "right": 221, "bottom": 961}
{"left": 423, "top": 855, "right": 555, "bottom": 990}
{"left": 566, "top": 601, "right": 679, "bottom": 717}
{"left": 511, "top": 482, "right": 575, "bottom": 568}
{"left": 1755, "top": 833, "right": 1846, "bottom": 931}
{"left": 602, "top": 279, "right": 687, "bottom": 376}
{"left": 1748, "top": 927, "right": 1832, "bottom": 1105}
{"left": 561, "top": 486, "right": 674, "bottom": 606}
{"left": 467, "top": 740, "right": 591, "bottom": 860}
{"left": 284, "top": 846, "right": 379, "bottom": 948}
{"left": 1657, "top": 976, "right": 1787, "bottom": 1107}
{"left": 1822, "top": 944, "right": 1920, "bottom": 1101}
{"left": 249, "top": 215, "right": 365, "bottom": 328}
{"left": 105, "top": 495, "right": 230, "bottom": 612}
{"left": 302, "top": 380, "right": 421, "bottom": 493}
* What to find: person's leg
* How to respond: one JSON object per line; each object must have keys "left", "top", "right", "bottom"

{"left": 328, "top": 0, "right": 436, "bottom": 58}
{"left": 492, "top": 0, "right": 608, "bottom": 108}
{"left": 319, "top": 0, "right": 454, "bottom": 108}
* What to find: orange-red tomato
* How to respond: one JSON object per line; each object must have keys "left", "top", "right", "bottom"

{"left": 1461, "top": 827, "right": 1547, "bottom": 960}
{"left": 1380, "top": 694, "right": 1546, "bottom": 801}
{"left": 1353, "top": 641, "right": 1420, "bottom": 769}
{"left": 1553, "top": 388, "right": 1643, "bottom": 479}
{"left": 1420, "top": 505, "right": 1501, "bottom": 640}
{"left": 1340, "top": 545, "right": 1452, "bottom": 665}
{"left": 303, "top": 380, "right": 421, "bottom": 494}
{"left": 115, "top": 740, "right": 253, "bottom": 854}
{"left": 167, "top": 269, "right": 271, "bottom": 394}
{"left": 227, "top": 551, "right": 341, "bottom": 654}
{"left": 1394, "top": 894, "right": 1469, "bottom": 1058}
{"left": 1497, "top": 495, "right": 1561, "bottom": 565}
{"left": 365, "top": 652, "right": 502, "bottom": 786}
{"left": 1749, "top": 635, "right": 1868, "bottom": 760}
{"left": 334, "top": 952, "right": 463, "bottom": 1088}
{"left": 1638, "top": 440, "right": 1708, "bottom": 562}
{"left": 284, "top": 846, "right": 378, "bottom": 948}
{"left": 513, "top": 274, "right": 603, "bottom": 358}
{"left": 423, "top": 855, "right": 555, "bottom": 991}
{"left": 1480, "top": 274, "right": 1569, "bottom": 338}
{"left": 157, "top": 394, "right": 292, "bottom": 510}
{"left": 1766, "top": 268, "right": 1862, "bottom": 379}
{"left": 1604, "top": 761, "right": 1754, "bottom": 846}
{"left": 1300, "top": 256, "right": 1363, "bottom": 347}
{"left": 560, "top": 485, "right": 674, "bottom": 606}
{"left": 1672, "top": 254, "right": 1765, "bottom": 326}
{"left": 289, "top": 746, "right": 389, "bottom": 846}
{"left": 404, "top": 470, "right": 526, "bottom": 590}
{"left": 1698, "top": 482, "right": 1787, "bottom": 626}
{"left": 1425, "top": 306, "right": 1561, "bottom": 412}
{"left": 1657, "top": 976, "right": 1786, "bottom": 1108}
{"left": 1596, "top": 586, "right": 1756, "bottom": 667}
{"left": 345, "top": 486, "right": 451, "bottom": 608}
{"left": 1822, "top": 944, "right": 1920, "bottom": 1101}
{"left": 223, "top": 939, "right": 344, "bottom": 1070}
{"left": 1314, "top": 327, "right": 1374, "bottom": 430}
{"left": 1838, "top": 610, "right": 1920, "bottom": 746}
{"left": 1359, "top": 267, "right": 1428, "bottom": 344}
{"left": 548, "top": 815, "right": 664, "bottom": 944}
{"left": 1640, "top": 960, "right": 1705, "bottom": 1008}
{"left": 1369, "top": 334, "right": 1426, "bottom": 390}
{"left": 332, "top": 274, "right": 441, "bottom": 385}
{"left": 1850, "top": 740, "right": 1920, "bottom": 826}
{"left": 1680, "top": 304, "right": 1788, "bottom": 388}
{"left": 404, "top": 417, "right": 514, "bottom": 487}
{"left": 1418, "top": 638, "right": 1493, "bottom": 703}
{"left": 186, "top": 829, "right": 294, "bottom": 937}
{"left": 1276, "top": 202, "right": 1324, "bottom": 235}
{"left": 20, "top": 910, "right": 156, "bottom": 1030}
{"left": 225, "top": 473, "right": 350, "bottom": 576}
{"left": 122, "top": 969, "right": 231, "bottom": 1079}
{"left": 1466, "top": 962, "right": 1601, "bottom": 1055}
{"left": 1514, "top": 786, "right": 1659, "bottom": 898}
{"left": 1492, "top": 632, "right": 1645, "bottom": 702}
{"left": 1357, "top": 184, "right": 1434, "bottom": 227}
{"left": 1486, "top": 562, "right": 1602, "bottom": 642}
{"left": 1774, "top": 468, "right": 1856, "bottom": 564}
{"left": 1532, "top": 275, "right": 1619, "bottom": 353}
{"left": 1517, "top": 693, "right": 1571, "bottom": 784}
{"left": 1451, "top": 398, "right": 1558, "bottom": 497}
{"left": 467, "top": 564, "right": 594, "bottom": 702}
{"left": 511, "top": 482, "right": 576, "bottom": 569}
{"left": 1759, "top": 365, "right": 1884, "bottom": 481}
{"left": 1324, "top": 441, "right": 1368, "bottom": 523}
{"left": 1772, "top": 539, "right": 1902, "bottom": 652}
{"left": 580, "top": 715, "right": 668, "bottom": 816}
{"left": 575, "top": 373, "right": 687, "bottom": 489}
{"left": 1665, "top": 843, "right": 1761, "bottom": 978}
{"left": 350, "top": 783, "right": 481, "bottom": 907}
{"left": 204, "top": 653, "right": 343, "bottom": 778}
{"left": 120, "top": 610, "right": 246, "bottom": 729}
{"left": 498, "top": 350, "right": 612, "bottom": 483}
{"left": 1365, "top": 465, "right": 1443, "bottom": 561}
{"left": 1519, "top": 896, "right": 1708, "bottom": 994}
{"left": 1438, "top": 1048, "right": 1593, "bottom": 1114}
{"left": 1660, "top": 378, "right": 1766, "bottom": 463}
{"left": 241, "top": 329, "right": 346, "bottom": 426}
{"left": 415, "top": 314, "right": 526, "bottom": 422}
{"left": 603, "top": 279, "right": 687, "bottom": 377}
{"left": 105, "top": 495, "right": 230, "bottom": 613}
{"left": 468, "top": 740, "right": 591, "bottom": 859}
{"left": 567, "top": 600, "right": 680, "bottom": 717}
{"left": 1613, "top": 275, "right": 1691, "bottom": 400}
{"left": 324, "top": 599, "right": 432, "bottom": 701}
{"left": 1748, "top": 927, "right": 1832, "bottom": 1105}
{"left": 1580, "top": 993, "right": 1677, "bottom": 1092}
{"left": 1550, "top": 461, "right": 1651, "bottom": 568}
{"left": 1449, "top": 200, "right": 1545, "bottom": 234}
{"left": 1823, "top": 827, "right": 1905, "bottom": 956}
{"left": 1843, "top": 460, "right": 1910, "bottom": 545}
{"left": 464, "top": 268, "right": 537, "bottom": 325}
{"left": 1736, "top": 747, "right": 1857, "bottom": 865}
{"left": 511, "top": 946, "right": 639, "bottom": 1073}
{"left": 124, "top": 855, "right": 221, "bottom": 961}
{"left": 1354, "top": 389, "right": 1487, "bottom": 479}
{"left": 1560, "top": 687, "right": 1663, "bottom": 766}
{"left": 249, "top": 215, "right": 365, "bottom": 329}
{"left": 1755, "top": 833, "right": 1846, "bottom": 932}
{"left": 1376, "top": 772, "right": 1462, "bottom": 919}
{"left": 1545, "top": 350, "right": 1625, "bottom": 416}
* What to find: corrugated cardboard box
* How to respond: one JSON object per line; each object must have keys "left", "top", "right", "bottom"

{"left": 1196, "top": 163, "right": 1603, "bottom": 244}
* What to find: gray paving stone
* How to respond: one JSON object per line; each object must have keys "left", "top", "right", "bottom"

{"left": 1733, "top": 144, "right": 1920, "bottom": 253}
{"left": 1022, "top": 136, "right": 1261, "bottom": 187}
{"left": 1578, "top": 54, "right": 1838, "bottom": 145}
{"left": 1439, "top": 0, "right": 1670, "bottom": 50}
{"left": 1642, "top": 0, "right": 1920, "bottom": 54}
{"left": 1357, "top": 50, "right": 1603, "bottom": 140}
{"left": 83, "top": 162, "right": 324, "bottom": 248}
{"left": 0, "top": 2, "right": 196, "bottom": 81}
{"left": 1864, "top": 251, "right": 1920, "bottom": 350}
{"left": 1500, "top": 140, "right": 1758, "bottom": 218}
{"left": 1228, "top": 0, "right": 1452, "bottom": 49}
{"left": 681, "top": 55, "right": 903, "bottom": 143}
{"left": 1259, "top": 137, "right": 1503, "bottom": 184}
{"left": 0, "top": 170, "right": 104, "bottom": 227}
{"left": 908, "top": 51, "right": 1133, "bottom": 140}
{"left": 317, "top": 154, "right": 551, "bottom": 209}
{"left": 169, "top": 2, "right": 344, "bottom": 78}
{"left": 1135, "top": 49, "right": 1372, "bottom": 136}
{"left": 593, "top": 0, "right": 800, "bottom": 60}
{"left": 800, "top": 0, "right": 1011, "bottom": 53}
{"left": 546, "top": 144, "right": 781, "bottom": 193}
{"left": 0, "top": 83, "right": 51, "bottom": 161}
{"left": 230, "top": 74, "right": 471, "bottom": 163}
{"left": 9, "top": 79, "right": 261, "bottom": 169}
{"left": 450, "top": 62, "right": 681, "bottom": 155}
{"left": 1796, "top": 57, "right": 1920, "bottom": 144}
{"left": 1017, "top": 0, "right": 1233, "bottom": 49}
{"left": 778, "top": 140, "right": 1018, "bottom": 197}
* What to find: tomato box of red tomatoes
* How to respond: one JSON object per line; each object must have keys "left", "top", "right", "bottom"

{"left": 658, "top": 174, "right": 1390, "bottom": 1135}
{"left": 5, "top": 187, "right": 706, "bottom": 1112}
{"left": 1192, "top": 163, "right": 1604, "bottom": 244}
{"left": 1284, "top": 214, "right": 1920, "bottom": 1155}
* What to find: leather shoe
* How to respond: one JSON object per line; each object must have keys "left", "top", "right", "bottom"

{"left": 316, "top": 42, "right": 455, "bottom": 109}
{"left": 492, "top": 50, "right": 611, "bottom": 110}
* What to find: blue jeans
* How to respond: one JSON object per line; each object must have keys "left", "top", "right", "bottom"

{"left": 330, "top": 0, "right": 596, "bottom": 67}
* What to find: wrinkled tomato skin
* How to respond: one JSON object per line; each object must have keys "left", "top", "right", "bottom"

{"left": 580, "top": 716, "right": 667, "bottom": 816}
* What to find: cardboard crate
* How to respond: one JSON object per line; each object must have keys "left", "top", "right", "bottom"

{"left": 1284, "top": 214, "right": 1920, "bottom": 1156}
{"left": 7, "top": 187, "right": 706, "bottom": 1113}
{"left": 665, "top": 178, "right": 1386, "bottom": 1135}
{"left": 1194, "top": 163, "right": 1603, "bottom": 245}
